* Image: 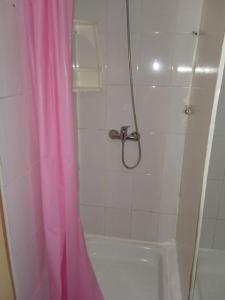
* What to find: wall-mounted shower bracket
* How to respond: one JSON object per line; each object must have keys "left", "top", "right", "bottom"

{"left": 109, "top": 126, "right": 140, "bottom": 142}
{"left": 184, "top": 105, "right": 193, "bottom": 116}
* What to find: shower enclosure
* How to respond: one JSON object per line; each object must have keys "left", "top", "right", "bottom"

{"left": 74, "top": 0, "right": 225, "bottom": 299}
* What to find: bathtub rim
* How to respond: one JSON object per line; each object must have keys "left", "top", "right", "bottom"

{"left": 85, "top": 234, "right": 182, "bottom": 300}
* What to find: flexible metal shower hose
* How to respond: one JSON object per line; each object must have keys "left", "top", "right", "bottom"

{"left": 122, "top": 0, "right": 142, "bottom": 169}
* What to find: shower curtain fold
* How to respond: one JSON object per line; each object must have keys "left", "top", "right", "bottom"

{"left": 22, "top": 1, "right": 104, "bottom": 299}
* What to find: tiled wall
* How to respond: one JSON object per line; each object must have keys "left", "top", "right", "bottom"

{"left": 75, "top": 0, "right": 202, "bottom": 242}
{"left": 0, "top": 1, "right": 48, "bottom": 299}
{"left": 200, "top": 74, "right": 225, "bottom": 250}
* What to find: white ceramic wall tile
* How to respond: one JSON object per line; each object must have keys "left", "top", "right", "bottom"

{"left": 132, "top": 174, "right": 161, "bottom": 212}
{"left": 77, "top": 0, "right": 202, "bottom": 243}
{"left": 172, "top": 34, "right": 196, "bottom": 87}
{"left": 141, "top": 0, "right": 177, "bottom": 34}
{"left": 79, "top": 169, "right": 106, "bottom": 206}
{"left": 200, "top": 0, "right": 225, "bottom": 37}
{"left": 208, "top": 137, "right": 225, "bottom": 180}
{"left": 12, "top": 243, "right": 39, "bottom": 300}
{"left": 163, "top": 134, "right": 185, "bottom": 175}
{"left": 128, "top": 0, "right": 142, "bottom": 34}
{"left": 204, "top": 179, "right": 222, "bottom": 219}
{"left": 0, "top": 1, "right": 22, "bottom": 98}
{"left": 200, "top": 219, "right": 216, "bottom": 249}
{"left": 176, "top": 0, "right": 203, "bottom": 33}
{"left": 134, "top": 34, "right": 173, "bottom": 86}
{"left": 218, "top": 180, "right": 225, "bottom": 220}
{"left": 222, "top": 71, "right": 225, "bottom": 88}
{"left": 135, "top": 86, "right": 170, "bottom": 133}
{"left": 168, "top": 87, "right": 189, "bottom": 134}
{"left": 107, "top": 0, "right": 142, "bottom": 34}
{"left": 214, "top": 87, "right": 225, "bottom": 136}
{"left": 106, "top": 32, "right": 129, "bottom": 84}
{"left": 0, "top": 100, "right": 10, "bottom": 183}
{"left": 0, "top": 96, "right": 29, "bottom": 185}
{"left": 158, "top": 214, "right": 177, "bottom": 242}
{"left": 107, "top": 0, "right": 125, "bottom": 34}
{"left": 193, "top": 35, "right": 222, "bottom": 90}
{"left": 213, "top": 220, "right": 225, "bottom": 250}
{"left": 187, "top": 87, "right": 214, "bottom": 137}
{"left": 4, "top": 174, "right": 35, "bottom": 253}
{"left": 79, "top": 129, "right": 107, "bottom": 170}
{"left": 135, "top": 132, "right": 165, "bottom": 175}
{"left": 160, "top": 171, "right": 180, "bottom": 215}
{"left": 200, "top": 67, "right": 225, "bottom": 251}
{"left": 105, "top": 171, "right": 132, "bottom": 209}
{"left": 15, "top": 233, "right": 48, "bottom": 300}
{"left": 104, "top": 208, "right": 130, "bottom": 238}
{"left": 80, "top": 205, "right": 105, "bottom": 235}
{"left": 106, "top": 132, "right": 164, "bottom": 175}
{"left": 106, "top": 85, "right": 133, "bottom": 130}
{"left": 75, "top": 0, "right": 107, "bottom": 33}
{"left": 105, "top": 135, "right": 127, "bottom": 172}
{"left": 131, "top": 211, "right": 159, "bottom": 242}
{"left": 76, "top": 90, "right": 106, "bottom": 129}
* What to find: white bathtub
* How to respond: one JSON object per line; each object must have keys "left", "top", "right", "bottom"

{"left": 86, "top": 235, "right": 181, "bottom": 300}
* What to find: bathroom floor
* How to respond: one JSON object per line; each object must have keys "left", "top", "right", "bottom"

{"left": 86, "top": 236, "right": 172, "bottom": 300}
{"left": 194, "top": 249, "right": 225, "bottom": 300}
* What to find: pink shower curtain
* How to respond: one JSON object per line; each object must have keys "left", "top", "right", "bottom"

{"left": 22, "top": 1, "right": 104, "bottom": 300}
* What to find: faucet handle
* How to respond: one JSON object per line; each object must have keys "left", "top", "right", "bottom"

{"left": 108, "top": 126, "right": 139, "bottom": 142}
{"left": 120, "top": 125, "right": 130, "bottom": 140}
{"left": 109, "top": 129, "right": 120, "bottom": 140}
{"left": 121, "top": 125, "right": 130, "bottom": 132}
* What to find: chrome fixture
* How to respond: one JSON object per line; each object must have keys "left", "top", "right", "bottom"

{"left": 109, "top": 126, "right": 140, "bottom": 142}
{"left": 108, "top": 0, "right": 142, "bottom": 169}
{"left": 192, "top": 31, "right": 199, "bottom": 36}
{"left": 184, "top": 105, "right": 193, "bottom": 116}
